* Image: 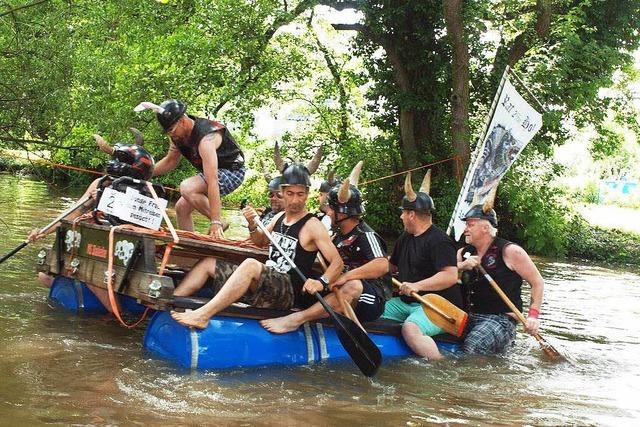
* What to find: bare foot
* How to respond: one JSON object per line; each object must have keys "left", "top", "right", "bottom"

{"left": 170, "top": 310, "right": 209, "bottom": 329}
{"left": 260, "top": 315, "right": 302, "bottom": 334}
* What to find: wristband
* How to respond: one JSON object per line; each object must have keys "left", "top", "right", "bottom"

{"left": 318, "top": 275, "right": 330, "bottom": 292}
{"left": 527, "top": 307, "right": 540, "bottom": 319}
{"left": 210, "top": 220, "right": 223, "bottom": 227}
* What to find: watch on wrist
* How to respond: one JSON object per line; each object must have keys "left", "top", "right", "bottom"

{"left": 318, "top": 275, "right": 330, "bottom": 292}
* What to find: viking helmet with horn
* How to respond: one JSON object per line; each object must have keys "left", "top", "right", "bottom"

{"left": 133, "top": 99, "right": 187, "bottom": 132}
{"left": 95, "top": 128, "right": 155, "bottom": 181}
{"left": 319, "top": 169, "right": 341, "bottom": 193}
{"left": 461, "top": 186, "right": 498, "bottom": 227}
{"left": 327, "top": 161, "right": 365, "bottom": 216}
{"left": 399, "top": 170, "right": 435, "bottom": 213}
{"left": 273, "top": 142, "right": 323, "bottom": 188}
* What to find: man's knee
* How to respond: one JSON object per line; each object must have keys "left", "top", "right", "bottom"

{"left": 341, "top": 279, "right": 363, "bottom": 300}
{"left": 401, "top": 321, "right": 423, "bottom": 339}
{"left": 174, "top": 197, "right": 192, "bottom": 215}
{"left": 195, "top": 257, "right": 217, "bottom": 274}
{"left": 237, "top": 258, "right": 263, "bottom": 278}
{"left": 179, "top": 179, "right": 201, "bottom": 200}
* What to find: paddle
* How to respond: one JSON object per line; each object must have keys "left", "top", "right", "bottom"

{"left": 316, "top": 254, "right": 366, "bottom": 332}
{"left": 474, "top": 263, "right": 565, "bottom": 360}
{"left": 0, "top": 195, "right": 92, "bottom": 266}
{"left": 391, "top": 277, "right": 468, "bottom": 337}
{"left": 251, "top": 214, "right": 382, "bottom": 377}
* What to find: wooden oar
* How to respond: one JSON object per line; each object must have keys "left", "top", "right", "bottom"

{"left": 392, "top": 277, "right": 468, "bottom": 337}
{"left": 252, "top": 215, "right": 382, "bottom": 377}
{"left": 0, "top": 195, "right": 92, "bottom": 266}
{"left": 475, "top": 264, "right": 565, "bottom": 360}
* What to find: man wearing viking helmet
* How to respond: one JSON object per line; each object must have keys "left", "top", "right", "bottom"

{"left": 134, "top": 100, "right": 245, "bottom": 238}
{"left": 258, "top": 164, "right": 284, "bottom": 226}
{"left": 261, "top": 161, "right": 392, "bottom": 334}
{"left": 382, "top": 171, "right": 462, "bottom": 360}
{"left": 316, "top": 169, "right": 340, "bottom": 232}
{"left": 171, "top": 145, "right": 345, "bottom": 329}
{"left": 457, "top": 187, "right": 545, "bottom": 354}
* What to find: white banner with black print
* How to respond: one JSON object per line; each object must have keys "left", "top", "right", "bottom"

{"left": 450, "top": 77, "right": 543, "bottom": 241}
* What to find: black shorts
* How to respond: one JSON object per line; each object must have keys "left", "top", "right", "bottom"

{"left": 354, "top": 279, "right": 386, "bottom": 322}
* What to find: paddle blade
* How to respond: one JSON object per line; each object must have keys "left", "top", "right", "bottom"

{"left": 422, "top": 294, "right": 468, "bottom": 337}
{"left": 316, "top": 293, "right": 382, "bottom": 376}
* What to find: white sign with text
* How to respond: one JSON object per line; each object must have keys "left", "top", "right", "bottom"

{"left": 97, "top": 187, "right": 168, "bottom": 230}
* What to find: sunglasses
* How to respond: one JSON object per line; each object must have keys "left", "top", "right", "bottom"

{"left": 268, "top": 192, "right": 283, "bottom": 199}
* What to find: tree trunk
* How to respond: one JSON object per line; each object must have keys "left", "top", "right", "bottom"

{"left": 443, "top": 0, "right": 470, "bottom": 177}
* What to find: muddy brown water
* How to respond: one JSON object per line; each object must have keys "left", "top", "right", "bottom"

{"left": 0, "top": 174, "right": 638, "bottom": 426}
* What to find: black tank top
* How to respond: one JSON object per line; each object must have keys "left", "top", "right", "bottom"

{"left": 266, "top": 213, "right": 317, "bottom": 307}
{"left": 462, "top": 237, "right": 523, "bottom": 314}
{"left": 172, "top": 116, "right": 244, "bottom": 171}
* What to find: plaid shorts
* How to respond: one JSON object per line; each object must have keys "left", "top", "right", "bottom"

{"left": 462, "top": 313, "right": 517, "bottom": 355}
{"left": 205, "top": 260, "right": 295, "bottom": 310}
{"left": 198, "top": 166, "right": 245, "bottom": 196}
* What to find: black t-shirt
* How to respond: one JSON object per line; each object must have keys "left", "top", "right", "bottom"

{"left": 333, "top": 221, "right": 392, "bottom": 300}
{"left": 390, "top": 225, "right": 462, "bottom": 307}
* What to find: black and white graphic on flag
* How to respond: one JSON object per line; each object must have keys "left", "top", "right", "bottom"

{"left": 265, "top": 232, "right": 297, "bottom": 273}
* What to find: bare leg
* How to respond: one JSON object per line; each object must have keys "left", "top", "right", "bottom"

{"left": 401, "top": 322, "right": 443, "bottom": 361}
{"left": 260, "top": 280, "right": 363, "bottom": 334}
{"left": 173, "top": 258, "right": 217, "bottom": 297}
{"left": 85, "top": 283, "right": 114, "bottom": 314}
{"left": 175, "top": 197, "right": 195, "bottom": 231}
{"left": 37, "top": 272, "right": 54, "bottom": 288}
{"left": 171, "top": 258, "right": 264, "bottom": 329}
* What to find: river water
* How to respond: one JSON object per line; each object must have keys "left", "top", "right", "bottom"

{"left": 0, "top": 174, "right": 638, "bottom": 426}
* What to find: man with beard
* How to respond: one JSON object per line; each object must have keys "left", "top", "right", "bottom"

{"left": 134, "top": 99, "right": 245, "bottom": 238}
{"left": 261, "top": 161, "right": 391, "bottom": 333}
{"left": 456, "top": 191, "right": 545, "bottom": 354}
{"left": 259, "top": 175, "right": 284, "bottom": 226}
{"left": 171, "top": 145, "right": 345, "bottom": 329}
{"left": 381, "top": 171, "right": 461, "bottom": 361}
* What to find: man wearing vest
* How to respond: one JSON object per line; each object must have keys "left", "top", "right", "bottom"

{"left": 134, "top": 99, "right": 245, "bottom": 238}
{"left": 171, "top": 145, "right": 344, "bottom": 329}
{"left": 381, "top": 171, "right": 461, "bottom": 361}
{"left": 261, "top": 161, "right": 391, "bottom": 333}
{"left": 457, "top": 200, "right": 545, "bottom": 354}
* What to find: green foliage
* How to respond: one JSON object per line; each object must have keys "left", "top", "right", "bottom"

{"left": 569, "top": 216, "right": 640, "bottom": 264}
{"left": 582, "top": 181, "right": 601, "bottom": 204}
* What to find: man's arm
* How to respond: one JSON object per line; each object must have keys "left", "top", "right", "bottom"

{"left": 335, "top": 257, "right": 389, "bottom": 285}
{"left": 401, "top": 266, "right": 458, "bottom": 294}
{"left": 243, "top": 208, "right": 283, "bottom": 247}
{"left": 199, "top": 132, "right": 224, "bottom": 238}
{"left": 152, "top": 141, "right": 181, "bottom": 176}
{"left": 302, "top": 219, "right": 344, "bottom": 294}
{"left": 504, "top": 244, "right": 544, "bottom": 335}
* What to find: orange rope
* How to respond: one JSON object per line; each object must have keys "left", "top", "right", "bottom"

{"left": 106, "top": 224, "right": 151, "bottom": 329}
{"left": 360, "top": 155, "right": 461, "bottom": 186}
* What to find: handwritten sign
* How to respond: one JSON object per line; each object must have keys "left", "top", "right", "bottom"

{"left": 97, "top": 187, "right": 168, "bottom": 230}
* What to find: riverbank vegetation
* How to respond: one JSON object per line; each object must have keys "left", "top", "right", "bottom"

{"left": 1, "top": 1, "right": 640, "bottom": 263}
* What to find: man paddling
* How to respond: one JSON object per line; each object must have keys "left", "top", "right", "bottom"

{"left": 456, "top": 194, "right": 545, "bottom": 354}
{"left": 170, "top": 145, "right": 345, "bottom": 329}
{"left": 134, "top": 99, "right": 245, "bottom": 238}
{"left": 381, "top": 171, "right": 462, "bottom": 361}
{"left": 261, "top": 161, "right": 392, "bottom": 333}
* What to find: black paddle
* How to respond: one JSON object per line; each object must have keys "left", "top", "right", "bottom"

{"left": 250, "top": 212, "right": 382, "bottom": 377}
{"left": 0, "top": 195, "right": 92, "bottom": 266}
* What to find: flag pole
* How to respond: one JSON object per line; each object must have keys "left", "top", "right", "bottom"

{"left": 446, "top": 66, "right": 511, "bottom": 236}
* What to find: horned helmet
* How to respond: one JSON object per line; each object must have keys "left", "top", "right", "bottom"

{"left": 319, "top": 170, "right": 341, "bottom": 193}
{"left": 273, "top": 142, "right": 323, "bottom": 188}
{"left": 461, "top": 186, "right": 498, "bottom": 227}
{"left": 399, "top": 170, "right": 434, "bottom": 213}
{"left": 95, "top": 128, "right": 155, "bottom": 181}
{"left": 133, "top": 99, "right": 187, "bottom": 132}
{"left": 260, "top": 160, "right": 283, "bottom": 192}
{"left": 327, "top": 161, "right": 364, "bottom": 217}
